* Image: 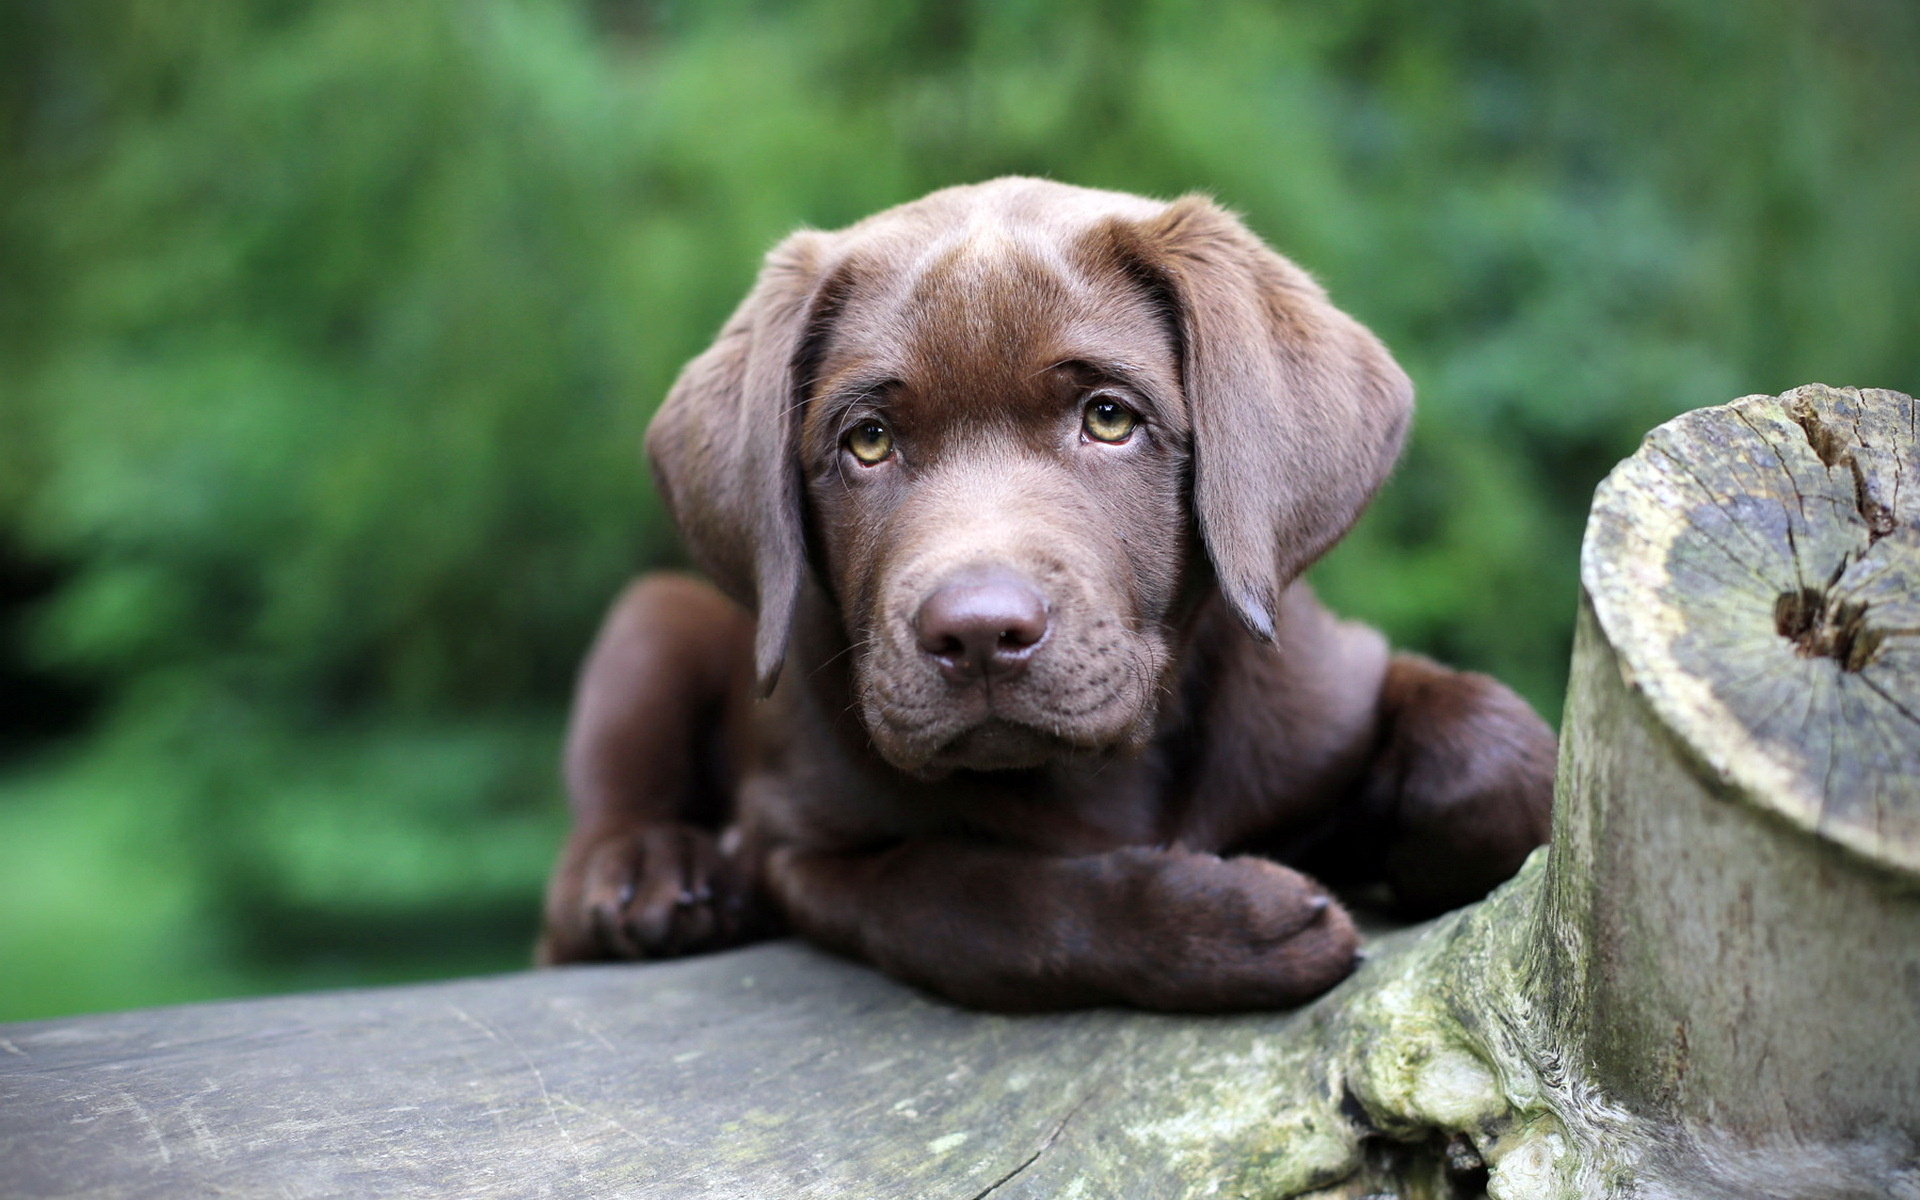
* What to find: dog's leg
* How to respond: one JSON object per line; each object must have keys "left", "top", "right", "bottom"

{"left": 536, "top": 574, "right": 775, "bottom": 965}
{"left": 767, "top": 841, "right": 1360, "bottom": 1012}
{"left": 1337, "top": 654, "right": 1556, "bottom": 918}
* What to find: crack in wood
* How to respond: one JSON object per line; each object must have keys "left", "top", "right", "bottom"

{"left": 968, "top": 1089, "right": 1093, "bottom": 1199}
{"left": 1857, "top": 670, "right": 1920, "bottom": 731}
{"left": 1786, "top": 396, "right": 1853, "bottom": 470}
{"left": 1646, "top": 442, "right": 1785, "bottom": 586}
{"left": 1786, "top": 392, "right": 1898, "bottom": 541}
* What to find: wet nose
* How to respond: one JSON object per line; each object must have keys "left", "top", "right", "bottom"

{"left": 914, "top": 571, "right": 1050, "bottom": 683}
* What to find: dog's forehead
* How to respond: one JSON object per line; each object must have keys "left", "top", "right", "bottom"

{"left": 814, "top": 213, "right": 1180, "bottom": 427}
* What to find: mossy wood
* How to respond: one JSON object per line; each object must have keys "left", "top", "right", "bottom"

{"left": 2, "top": 385, "right": 1913, "bottom": 1199}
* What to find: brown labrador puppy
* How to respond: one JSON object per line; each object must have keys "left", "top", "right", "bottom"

{"left": 537, "top": 178, "right": 1554, "bottom": 1012}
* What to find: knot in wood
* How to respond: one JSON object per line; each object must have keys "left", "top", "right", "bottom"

{"left": 1773, "top": 587, "right": 1885, "bottom": 673}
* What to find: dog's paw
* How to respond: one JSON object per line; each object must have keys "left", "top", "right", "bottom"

{"left": 537, "top": 823, "right": 768, "bottom": 964}
{"left": 1112, "top": 849, "right": 1361, "bottom": 1010}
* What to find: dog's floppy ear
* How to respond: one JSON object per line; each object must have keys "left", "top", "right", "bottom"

{"left": 1115, "top": 196, "right": 1412, "bottom": 640}
{"left": 646, "top": 230, "right": 837, "bottom": 695}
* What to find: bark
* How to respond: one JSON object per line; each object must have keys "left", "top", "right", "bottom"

{"left": 0, "top": 385, "right": 1913, "bottom": 1200}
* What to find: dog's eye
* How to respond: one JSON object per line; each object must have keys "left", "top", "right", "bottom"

{"left": 845, "top": 419, "right": 895, "bottom": 465}
{"left": 1082, "top": 397, "right": 1138, "bottom": 444}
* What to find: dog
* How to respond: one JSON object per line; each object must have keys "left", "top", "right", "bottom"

{"left": 536, "top": 178, "right": 1554, "bottom": 1012}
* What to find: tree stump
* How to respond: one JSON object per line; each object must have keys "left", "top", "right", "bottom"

{"left": 1, "top": 385, "right": 1913, "bottom": 1199}
{"left": 1254, "top": 383, "right": 1920, "bottom": 1198}
{"left": 1552, "top": 382, "right": 1920, "bottom": 1186}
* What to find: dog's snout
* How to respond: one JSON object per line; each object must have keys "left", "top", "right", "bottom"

{"left": 914, "top": 572, "right": 1050, "bottom": 683}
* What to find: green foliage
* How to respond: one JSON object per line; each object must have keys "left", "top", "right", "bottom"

{"left": 1, "top": 0, "right": 1915, "bottom": 1019}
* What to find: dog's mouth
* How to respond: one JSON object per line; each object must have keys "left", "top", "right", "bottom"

{"left": 924, "top": 717, "right": 1067, "bottom": 773}
{"left": 866, "top": 687, "right": 1147, "bottom": 776}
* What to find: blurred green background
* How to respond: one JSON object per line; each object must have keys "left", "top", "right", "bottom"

{"left": 2, "top": 0, "right": 1916, "bottom": 1022}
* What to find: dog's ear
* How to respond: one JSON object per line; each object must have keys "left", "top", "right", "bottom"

{"left": 1112, "top": 196, "right": 1412, "bottom": 640}
{"left": 646, "top": 230, "right": 838, "bottom": 695}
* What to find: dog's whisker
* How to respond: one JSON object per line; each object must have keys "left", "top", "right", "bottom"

{"left": 807, "top": 633, "right": 872, "bottom": 679}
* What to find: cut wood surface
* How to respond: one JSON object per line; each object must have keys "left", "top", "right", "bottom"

{"left": 1582, "top": 383, "right": 1918, "bottom": 871}
{"left": 3, "top": 384, "right": 1914, "bottom": 1200}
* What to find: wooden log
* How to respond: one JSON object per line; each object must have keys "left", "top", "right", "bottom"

{"left": 2, "top": 384, "right": 1913, "bottom": 1199}
{"left": 0, "top": 939, "right": 1394, "bottom": 1199}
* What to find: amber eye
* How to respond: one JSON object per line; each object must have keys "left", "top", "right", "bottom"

{"left": 845, "top": 419, "right": 894, "bottom": 465}
{"left": 1082, "top": 396, "right": 1138, "bottom": 444}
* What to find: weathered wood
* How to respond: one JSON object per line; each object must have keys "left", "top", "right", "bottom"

{"left": 1582, "top": 383, "right": 1918, "bottom": 871}
{"left": 1240, "top": 385, "right": 1920, "bottom": 1198}
{"left": 0, "top": 938, "right": 1403, "bottom": 1199}
{"left": 1559, "top": 384, "right": 1920, "bottom": 1164}
{"left": 3, "top": 384, "right": 1914, "bottom": 1199}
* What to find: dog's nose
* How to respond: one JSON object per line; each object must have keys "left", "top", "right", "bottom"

{"left": 914, "top": 572, "right": 1050, "bottom": 683}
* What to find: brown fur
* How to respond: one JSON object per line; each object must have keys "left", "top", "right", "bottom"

{"left": 537, "top": 179, "right": 1554, "bottom": 1012}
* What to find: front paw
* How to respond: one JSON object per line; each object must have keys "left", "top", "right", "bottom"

{"left": 537, "top": 824, "right": 770, "bottom": 964}
{"left": 1111, "top": 849, "right": 1360, "bottom": 1011}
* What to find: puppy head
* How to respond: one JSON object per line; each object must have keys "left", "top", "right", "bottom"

{"left": 647, "top": 179, "right": 1411, "bottom": 773}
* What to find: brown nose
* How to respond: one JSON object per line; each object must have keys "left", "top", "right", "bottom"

{"left": 914, "top": 572, "right": 1050, "bottom": 683}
